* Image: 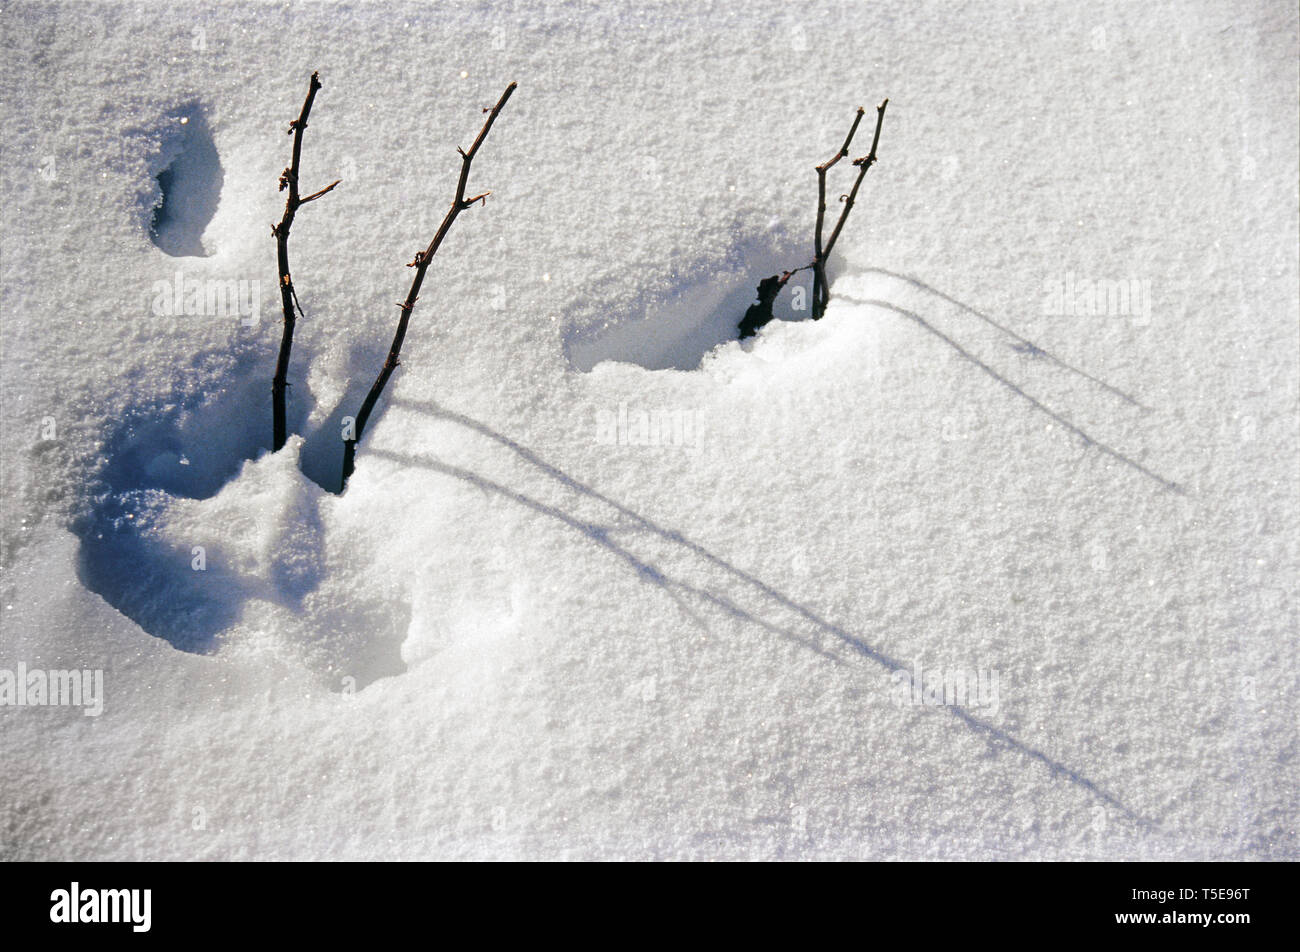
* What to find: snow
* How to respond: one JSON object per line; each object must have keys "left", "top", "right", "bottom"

{"left": 1, "top": 0, "right": 1296, "bottom": 859}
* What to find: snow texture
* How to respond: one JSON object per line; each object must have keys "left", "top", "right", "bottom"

{"left": 0, "top": 0, "right": 1296, "bottom": 860}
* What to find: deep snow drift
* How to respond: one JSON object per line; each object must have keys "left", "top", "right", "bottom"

{"left": 1, "top": 0, "right": 1296, "bottom": 860}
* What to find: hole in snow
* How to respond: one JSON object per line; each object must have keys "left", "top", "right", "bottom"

{"left": 73, "top": 352, "right": 315, "bottom": 654}
{"left": 147, "top": 105, "right": 223, "bottom": 257}
{"left": 298, "top": 338, "right": 394, "bottom": 495}
{"left": 92, "top": 355, "right": 301, "bottom": 501}
{"left": 72, "top": 356, "right": 409, "bottom": 688}
{"left": 564, "top": 231, "right": 841, "bottom": 372}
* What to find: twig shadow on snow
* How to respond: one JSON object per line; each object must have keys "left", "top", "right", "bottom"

{"left": 379, "top": 399, "right": 1157, "bottom": 830}
{"left": 861, "top": 268, "right": 1151, "bottom": 411}
{"left": 840, "top": 291, "right": 1183, "bottom": 495}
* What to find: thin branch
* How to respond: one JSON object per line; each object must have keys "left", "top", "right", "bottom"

{"left": 812, "top": 98, "right": 887, "bottom": 320}
{"left": 300, "top": 179, "right": 341, "bottom": 204}
{"left": 340, "top": 81, "right": 517, "bottom": 490}
{"left": 823, "top": 98, "right": 888, "bottom": 260}
{"left": 814, "top": 107, "right": 865, "bottom": 261}
{"left": 813, "top": 106, "right": 865, "bottom": 323}
{"left": 272, "top": 71, "right": 339, "bottom": 452}
{"left": 743, "top": 99, "right": 886, "bottom": 337}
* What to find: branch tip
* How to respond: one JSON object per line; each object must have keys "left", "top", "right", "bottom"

{"left": 299, "top": 179, "right": 341, "bottom": 204}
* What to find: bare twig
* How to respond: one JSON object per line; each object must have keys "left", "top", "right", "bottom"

{"left": 737, "top": 98, "right": 888, "bottom": 339}
{"left": 271, "top": 71, "right": 340, "bottom": 452}
{"left": 813, "top": 106, "right": 865, "bottom": 320}
{"left": 340, "top": 81, "right": 517, "bottom": 490}
{"left": 822, "top": 99, "right": 888, "bottom": 267}
{"left": 813, "top": 99, "right": 887, "bottom": 319}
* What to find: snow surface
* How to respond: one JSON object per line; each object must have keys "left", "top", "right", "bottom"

{"left": 1, "top": 0, "right": 1296, "bottom": 860}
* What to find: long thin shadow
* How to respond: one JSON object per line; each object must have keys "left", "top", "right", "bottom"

{"left": 370, "top": 448, "right": 842, "bottom": 666}
{"left": 847, "top": 297, "right": 1184, "bottom": 495}
{"left": 863, "top": 267, "right": 1151, "bottom": 411}
{"left": 381, "top": 401, "right": 1156, "bottom": 828}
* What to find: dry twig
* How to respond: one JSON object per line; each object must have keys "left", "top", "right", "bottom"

{"left": 740, "top": 98, "right": 887, "bottom": 338}
{"left": 812, "top": 99, "right": 887, "bottom": 320}
{"left": 271, "top": 71, "right": 340, "bottom": 452}
{"left": 340, "top": 82, "right": 517, "bottom": 490}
